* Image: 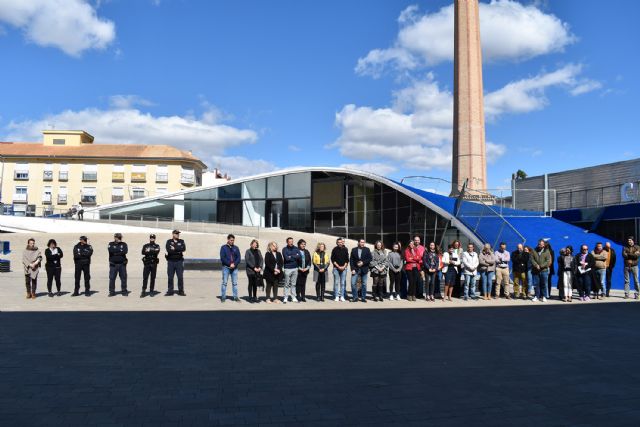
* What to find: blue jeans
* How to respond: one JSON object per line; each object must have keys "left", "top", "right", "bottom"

{"left": 480, "top": 271, "right": 495, "bottom": 297}
{"left": 351, "top": 272, "right": 368, "bottom": 300}
{"left": 463, "top": 274, "right": 477, "bottom": 299}
{"left": 595, "top": 268, "right": 606, "bottom": 295}
{"left": 532, "top": 270, "right": 549, "bottom": 298}
{"left": 221, "top": 266, "right": 238, "bottom": 299}
{"left": 624, "top": 265, "right": 640, "bottom": 295}
{"left": 526, "top": 271, "right": 533, "bottom": 295}
{"left": 333, "top": 268, "right": 347, "bottom": 299}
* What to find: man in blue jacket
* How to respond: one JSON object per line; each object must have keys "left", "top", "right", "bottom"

{"left": 281, "top": 237, "right": 301, "bottom": 303}
{"left": 350, "top": 239, "right": 372, "bottom": 302}
{"left": 220, "top": 234, "right": 241, "bottom": 302}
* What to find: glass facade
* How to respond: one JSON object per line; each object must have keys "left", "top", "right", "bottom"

{"left": 98, "top": 170, "right": 459, "bottom": 247}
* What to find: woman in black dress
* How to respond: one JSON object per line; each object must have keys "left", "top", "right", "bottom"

{"left": 263, "top": 241, "right": 284, "bottom": 304}
{"left": 244, "top": 239, "right": 263, "bottom": 303}
{"left": 44, "top": 239, "right": 63, "bottom": 297}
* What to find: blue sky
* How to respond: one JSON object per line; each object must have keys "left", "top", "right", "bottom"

{"left": 0, "top": 0, "right": 637, "bottom": 191}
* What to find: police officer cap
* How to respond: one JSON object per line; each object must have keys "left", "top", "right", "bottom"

{"left": 150, "top": 234, "right": 156, "bottom": 239}
{"left": 114, "top": 232, "right": 123, "bottom": 239}
{"left": 79, "top": 235, "right": 88, "bottom": 241}
{"left": 172, "top": 229, "right": 181, "bottom": 234}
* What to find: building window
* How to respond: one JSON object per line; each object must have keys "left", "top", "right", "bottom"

{"left": 14, "top": 163, "right": 29, "bottom": 180}
{"left": 181, "top": 167, "right": 195, "bottom": 185}
{"left": 112, "top": 164, "right": 124, "bottom": 182}
{"left": 131, "top": 164, "right": 146, "bottom": 182}
{"left": 13, "top": 186, "right": 28, "bottom": 203}
{"left": 81, "top": 187, "right": 97, "bottom": 205}
{"left": 131, "top": 187, "right": 146, "bottom": 199}
{"left": 111, "top": 187, "right": 124, "bottom": 203}
{"left": 156, "top": 165, "right": 168, "bottom": 183}
{"left": 43, "top": 164, "right": 54, "bottom": 181}
{"left": 59, "top": 164, "right": 69, "bottom": 181}
{"left": 156, "top": 187, "right": 168, "bottom": 196}
{"left": 52, "top": 139, "right": 65, "bottom": 145}
{"left": 82, "top": 164, "right": 98, "bottom": 182}
{"left": 42, "top": 187, "right": 53, "bottom": 204}
{"left": 58, "top": 187, "right": 68, "bottom": 204}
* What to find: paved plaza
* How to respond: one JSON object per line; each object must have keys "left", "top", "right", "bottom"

{"left": 1, "top": 280, "right": 640, "bottom": 426}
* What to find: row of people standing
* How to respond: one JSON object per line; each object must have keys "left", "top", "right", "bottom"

{"left": 21, "top": 231, "right": 187, "bottom": 299}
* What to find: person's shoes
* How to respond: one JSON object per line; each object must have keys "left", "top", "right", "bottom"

{"left": 351, "top": 298, "right": 357, "bottom": 303}
{"left": 56, "top": 291, "right": 62, "bottom": 297}
{"left": 542, "top": 297, "right": 547, "bottom": 302}
{"left": 463, "top": 296, "right": 468, "bottom": 301}
{"left": 165, "top": 291, "right": 174, "bottom": 296}
{"left": 340, "top": 296, "right": 346, "bottom": 302}
{"left": 108, "top": 292, "right": 116, "bottom": 297}
{"left": 301, "top": 297, "right": 306, "bottom": 302}
{"left": 140, "top": 292, "right": 146, "bottom": 298}
{"left": 396, "top": 295, "right": 401, "bottom": 301}
{"left": 26, "top": 293, "right": 31, "bottom": 299}
{"left": 373, "top": 296, "right": 378, "bottom": 302}
{"left": 361, "top": 298, "right": 367, "bottom": 303}
{"left": 149, "top": 290, "right": 156, "bottom": 297}
{"left": 221, "top": 297, "right": 226, "bottom": 303}
{"left": 48, "top": 292, "right": 54, "bottom": 298}
{"left": 177, "top": 291, "right": 186, "bottom": 296}
{"left": 85, "top": 291, "right": 91, "bottom": 297}
{"left": 635, "top": 293, "right": 639, "bottom": 300}
{"left": 234, "top": 297, "right": 240, "bottom": 302}
{"left": 624, "top": 293, "right": 629, "bottom": 299}
{"left": 532, "top": 296, "right": 538, "bottom": 302}
{"left": 282, "top": 299, "right": 287, "bottom": 304}
{"left": 71, "top": 292, "right": 80, "bottom": 297}
{"left": 31, "top": 293, "right": 36, "bottom": 299}
{"left": 292, "top": 297, "right": 298, "bottom": 303}
{"left": 122, "top": 290, "right": 129, "bottom": 297}
{"left": 334, "top": 297, "right": 339, "bottom": 302}
{"left": 585, "top": 296, "right": 591, "bottom": 301}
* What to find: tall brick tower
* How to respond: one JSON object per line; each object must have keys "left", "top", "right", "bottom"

{"left": 451, "top": 0, "right": 487, "bottom": 196}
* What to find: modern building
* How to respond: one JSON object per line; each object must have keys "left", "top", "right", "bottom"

{"left": 88, "top": 166, "right": 624, "bottom": 286}
{"left": 0, "top": 130, "right": 206, "bottom": 216}
{"left": 512, "top": 158, "right": 640, "bottom": 244}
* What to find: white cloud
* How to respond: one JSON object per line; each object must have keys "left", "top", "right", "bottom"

{"left": 0, "top": 0, "right": 115, "bottom": 56}
{"left": 5, "top": 105, "right": 258, "bottom": 168}
{"left": 108, "top": 95, "right": 154, "bottom": 109}
{"left": 209, "top": 155, "right": 277, "bottom": 179}
{"left": 356, "top": 0, "right": 575, "bottom": 77}
{"left": 288, "top": 145, "right": 301, "bottom": 152}
{"left": 484, "top": 63, "right": 594, "bottom": 119}
{"left": 340, "top": 162, "right": 398, "bottom": 176}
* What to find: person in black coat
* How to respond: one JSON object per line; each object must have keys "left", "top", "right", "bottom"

{"left": 245, "top": 239, "right": 264, "bottom": 303}
{"left": 263, "top": 241, "right": 283, "bottom": 303}
{"left": 546, "top": 241, "right": 555, "bottom": 298}
{"left": 295, "top": 239, "right": 312, "bottom": 302}
{"left": 574, "top": 244, "right": 596, "bottom": 301}
{"left": 350, "top": 238, "right": 372, "bottom": 302}
{"left": 44, "top": 239, "right": 63, "bottom": 297}
{"left": 141, "top": 234, "right": 160, "bottom": 297}
{"left": 72, "top": 235, "right": 93, "bottom": 296}
{"left": 108, "top": 233, "right": 128, "bottom": 296}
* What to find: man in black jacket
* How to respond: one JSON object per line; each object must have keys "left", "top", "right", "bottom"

{"left": 604, "top": 242, "right": 616, "bottom": 297}
{"left": 108, "top": 233, "right": 129, "bottom": 296}
{"left": 166, "top": 230, "right": 186, "bottom": 296}
{"left": 73, "top": 235, "right": 93, "bottom": 296}
{"left": 511, "top": 244, "right": 529, "bottom": 299}
{"left": 141, "top": 234, "right": 160, "bottom": 297}
{"left": 350, "top": 239, "right": 372, "bottom": 302}
{"left": 295, "top": 239, "right": 312, "bottom": 302}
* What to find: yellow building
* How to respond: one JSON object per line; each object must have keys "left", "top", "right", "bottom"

{"left": 0, "top": 130, "right": 206, "bottom": 216}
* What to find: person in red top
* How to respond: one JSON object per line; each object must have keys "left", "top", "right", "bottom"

{"left": 404, "top": 240, "right": 420, "bottom": 301}
{"left": 412, "top": 235, "right": 425, "bottom": 296}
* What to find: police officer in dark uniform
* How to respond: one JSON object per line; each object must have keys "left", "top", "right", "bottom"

{"left": 165, "top": 230, "right": 186, "bottom": 296}
{"left": 108, "top": 232, "right": 129, "bottom": 297}
{"left": 141, "top": 234, "right": 160, "bottom": 297}
{"left": 72, "top": 236, "right": 93, "bottom": 296}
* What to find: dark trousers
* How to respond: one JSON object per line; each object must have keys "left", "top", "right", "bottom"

{"left": 266, "top": 279, "right": 279, "bottom": 301}
{"left": 296, "top": 272, "right": 309, "bottom": 299}
{"left": 316, "top": 274, "right": 326, "bottom": 299}
{"left": 167, "top": 260, "right": 184, "bottom": 292}
{"left": 74, "top": 263, "right": 90, "bottom": 293}
{"left": 248, "top": 274, "right": 259, "bottom": 299}
{"left": 425, "top": 271, "right": 437, "bottom": 297}
{"left": 416, "top": 273, "right": 425, "bottom": 296}
{"left": 576, "top": 273, "right": 592, "bottom": 297}
{"left": 109, "top": 263, "right": 127, "bottom": 293}
{"left": 407, "top": 268, "right": 419, "bottom": 297}
{"left": 547, "top": 272, "right": 554, "bottom": 297}
{"left": 25, "top": 275, "right": 37, "bottom": 294}
{"left": 388, "top": 270, "right": 401, "bottom": 296}
{"left": 46, "top": 266, "right": 62, "bottom": 293}
{"left": 606, "top": 267, "right": 613, "bottom": 296}
{"left": 143, "top": 263, "right": 157, "bottom": 291}
{"left": 372, "top": 273, "right": 386, "bottom": 299}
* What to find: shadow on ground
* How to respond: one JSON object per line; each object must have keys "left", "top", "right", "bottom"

{"left": 2, "top": 303, "right": 640, "bottom": 426}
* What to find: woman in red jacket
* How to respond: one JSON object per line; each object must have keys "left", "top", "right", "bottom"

{"left": 404, "top": 240, "right": 420, "bottom": 301}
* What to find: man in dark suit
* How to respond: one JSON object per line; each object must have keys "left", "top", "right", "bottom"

{"left": 349, "top": 239, "right": 372, "bottom": 302}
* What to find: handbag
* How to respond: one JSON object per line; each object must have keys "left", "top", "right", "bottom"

{"left": 257, "top": 273, "right": 265, "bottom": 290}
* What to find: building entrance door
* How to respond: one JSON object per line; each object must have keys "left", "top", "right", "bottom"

{"left": 266, "top": 200, "right": 283, "bottom": 228}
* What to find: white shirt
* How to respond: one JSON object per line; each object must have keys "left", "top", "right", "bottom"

{"left": 461, "top": 251, "right": 479, "bottom": 275}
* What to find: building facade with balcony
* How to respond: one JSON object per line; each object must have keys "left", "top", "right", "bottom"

{"left": 0, "top": 130, "right": 206, "bottom": 216}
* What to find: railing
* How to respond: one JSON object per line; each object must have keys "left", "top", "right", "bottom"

{"left": 112, "top": 172, "right": 125, "bottom": 182}
{"left": 43, "top": 171, "right": 53, "bottom": 181}
{"left": 131, "top": 172, "right": 146, "bottom": 182}
{"left": 111, "top": 195, "right": 124, "bottom": 203}
{"left": 82, "top": 172, "right": 97, "bottom": 181}
{"left": 181, "top": 173, "right": 195, "bottom": 184}
{"left": 155, "top": 173, "right": 168, "bottom": 183}
{"left": 42, "top": 195, "right": 52, "bottom": 204}
{"left": 12, "top": 193, "right": 28, "bottom": 203}
{"left": 59, "top": 171, "right": 69, "bottom": 181}
{"left": 57, "top": 195, "right": 68, "bottom": 204}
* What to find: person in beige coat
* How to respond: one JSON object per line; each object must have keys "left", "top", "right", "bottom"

{"left": 22, "top": 238, "right": 43, "bottom": 299}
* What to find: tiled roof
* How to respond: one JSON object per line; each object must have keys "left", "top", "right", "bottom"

{"left": 0, "top": 142, "right": 205, "bottom": 167}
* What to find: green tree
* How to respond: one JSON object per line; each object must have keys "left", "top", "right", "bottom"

{"left": 515, "top": 169, "right": 527, "bottom": 180}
